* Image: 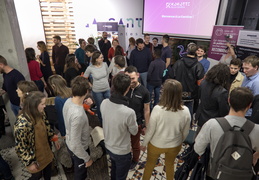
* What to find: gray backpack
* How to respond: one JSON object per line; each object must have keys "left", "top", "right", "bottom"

{"left": 211, "top": 117, "right": 255, "bottom": 180}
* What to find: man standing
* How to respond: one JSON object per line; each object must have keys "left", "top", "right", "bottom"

{"left": 161, "top": 34, "right": 172, "bottom": 68}
{"left": 241, "top": 55, "right": 259, "bottom": 120}
{"left": 194, "top": 87, "right": 259, "bottom": 180}
{"left": 229, "top": 58, "right": 244, "bottom": 93}
{"left": 98, "top": 32, "right": 111, "bottom": 66}
{"left": 101, "top": 73, "right": 138, "bottom": 179}
{"left": 52, "top": 35, "right": 69, "bottom": 76}
{"left": 144, "top": 34, "right": 153, "bottom": 53}
{"left": 130, "top": 38, "right": 152, "bottom": 88}
{"left": 63, "top": 76, "right": 93, "bottom": 179}
{"left": 0, "top": 55, "right": 25, "bottom": 116}
{"left": 169, "top": 43, "right": 204, "bottom": 119}
{"left": 125, "top": 66, "right": 150, "bottom": 169}
{"left": 152, "top": 37, "right": 163, "bottom": 51}
{"left": 196, "top": 45, "right": 210, "bottom": 73}
{"left": 147, "top": 48, "right": 166, "bottom": 110}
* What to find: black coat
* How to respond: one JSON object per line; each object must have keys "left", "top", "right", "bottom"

{"left": 168, "top": 56, "right": 205, "bottom": 99}
{"left": 195, "top": 80, "right": 229, "bottom": 127}
{"left": 251, "top": 94, "right": 259, "bottom": 124}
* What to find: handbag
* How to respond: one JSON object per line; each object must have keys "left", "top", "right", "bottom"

{"left": 183, "top": 129, "right": 196, "bottom": 145}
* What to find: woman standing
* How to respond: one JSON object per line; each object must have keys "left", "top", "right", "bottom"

{"left": 37, "top": 41, "right": 53, "bottom": 96}
{"left": 25, "top": 48, "right": 47, "bottom": 92}
{"left": 140, "top": 79, "right": 191, "bottom": 180}
{"left": 14, "top": 91, "right": 59, "bottom": 180}
{"left": 16, "top": 80, "right": 38, "bottom": 110}
{"left": 48, "top": 75, "right": 72, "bottom": 138}
{"left": 75, "top": 38, "right": 87, "bottom": 73}
{"left": 84, "top": 51, "right": 110, "bottom": 125}
{"left": 64, "top": 54, "right": 80, "bottom": 87}
{"left": 195, "top": 63, "right": 230, "bottom": 128}
{"left": 126, "top": 37, "right": 136, "bottom": 60}
{"left": 108, "top": 39, "right": 124, "bottom": 62}
{"left": 108, "top": 45, "right": 127, "bottom": 77}
{"left": 37, "top": 41, "right": 53, "bottom": 82}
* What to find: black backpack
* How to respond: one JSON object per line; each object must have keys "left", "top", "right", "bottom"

{"left": 211, "top": 117, "right": 255, "bottom": 180}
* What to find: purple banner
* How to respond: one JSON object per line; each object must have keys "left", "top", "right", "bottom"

{"left": 208, "top": 26, "right": 244, "bottom": 60}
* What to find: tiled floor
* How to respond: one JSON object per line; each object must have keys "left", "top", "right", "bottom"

{"left": 107, "top": 135, "right": 187, "bottom": 180}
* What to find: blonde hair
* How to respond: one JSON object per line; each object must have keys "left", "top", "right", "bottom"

{"left": 48, "top": 75, "right": 72, "bottom": 98}
{"left": 37, "top": 41, "right": 48, "bottom": 53}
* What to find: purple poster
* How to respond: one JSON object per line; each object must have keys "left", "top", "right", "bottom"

{"left": 208, "top": 25, "right": 244, "bottom": 60}
{"left": 97, "top": 22, "right": 118, "bottom": 32}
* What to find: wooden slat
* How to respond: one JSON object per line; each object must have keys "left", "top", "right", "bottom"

{"left": 39, "top": 0, "right": 77, "bottom": 63}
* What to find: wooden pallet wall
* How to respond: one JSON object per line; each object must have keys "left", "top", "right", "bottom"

{"left": 39, "top": 0, "right": 77, "bottom": 56}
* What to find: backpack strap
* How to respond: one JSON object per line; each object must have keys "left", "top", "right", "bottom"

{"left": 215, "top": 117, "right": 232, "bottom": 132}
{"left": 241, "top": 119, "right": 255, "bottom": 135}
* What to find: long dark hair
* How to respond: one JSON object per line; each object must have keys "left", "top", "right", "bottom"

{"left": 25, "top": 47, "right": 36, "bottom": 63}
{"left": 114, "top": 45, "right": 123, "bottom": 56}
{"left": 64, "top": 54, "right": 79, "bottom": 72}
{"left": 91, "top": 51, "right": 102, "bottom": 65}
{"left": 21, "top": 91, "right": 45, "bottom": 125}
{"left": 205, "top": 63, "right": 230, "bottom": 94}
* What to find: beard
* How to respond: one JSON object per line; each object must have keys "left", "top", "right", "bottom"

{"left": 130, "top": 81, "right": 138, "bottom": 88}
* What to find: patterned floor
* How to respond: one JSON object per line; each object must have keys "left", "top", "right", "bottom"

{"left": 107, "top": 135, "right": 187, "bottom": 180}
{"left": 0, "top": 147, "right": 67, "bottom": 180}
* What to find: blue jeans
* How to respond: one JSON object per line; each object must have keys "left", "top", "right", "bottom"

{"left": 68, "top": 148, "right": 89, "bottom": 180}
{"left": 139, "top": 72, "right": 148, "bottom": 88}
{"left": 92, "top": 89, "right": 110, "bottom": 125}
{"left": 10, "top": 103, "right": 20, "bottom": 117}
{"left": 147, "top": 84, "right": 161, "bottom": 110}
{"left": 0, "top": 154, "right": 13, "bottom": 180}
{"left": 107, "top": 150, "right": 131, "bottom": 180}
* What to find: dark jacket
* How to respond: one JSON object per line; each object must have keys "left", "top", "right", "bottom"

{"left": 129, "top": 47, "right": 152, "bottom": 73}
{"left": 251, "top": 94, "right": 259, "bottom": 124}
{"left": 64, "top": 67, "right": 80, "bottom": 87}
{"left": 169, "top": 56, "right": 204, "bottom": 99}
{"left": 195, "top": 80, "right": 229, "bottom": 127}
{"left": 98, "top": 39, "right": 111, "bottom": 63}
{"left": 147, "top": 58, "right": 166, "bottom": 86}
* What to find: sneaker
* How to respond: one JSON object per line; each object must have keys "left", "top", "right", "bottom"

{"left": 130, "top": 161, "right": 138, "bottom": 170}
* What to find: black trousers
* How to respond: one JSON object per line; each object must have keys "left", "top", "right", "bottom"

{"left": 206, "top": 176, "right": 214, "bottom": 180}
{"left": 29, "top": 162, "right": 52, "bottom": 180}
{"left": 0, "top": 105, "right": 5, "bottom": 135}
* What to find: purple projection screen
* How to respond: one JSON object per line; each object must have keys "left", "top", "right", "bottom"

{"left": 143, "top": 0, "right": 221, "bottom": 39}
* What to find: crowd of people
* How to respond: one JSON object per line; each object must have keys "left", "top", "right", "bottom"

{"left": 0, "top": 31, "right": 259, "bottom": 180}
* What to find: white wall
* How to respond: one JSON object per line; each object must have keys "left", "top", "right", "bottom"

{"left": 14, "top": 0, "right": 45, "bottom": 55}
{"left": 13, "top": 0, "right": 229, "bottom": 53}
{"left": 72, "top": 0, "right": 145, "bottom": 50}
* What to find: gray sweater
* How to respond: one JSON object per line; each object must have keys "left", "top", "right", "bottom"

{"left": 195, "top": 115, "right": 259, "bottom": 157}
{"left": 84, "top": 62, "right": 110, "bottom": 92}
{"left": 100, "top": 99, "right": 138, "bottom": 155}
{"left": 63, "top": 98, "right": 90, "bottom": 162}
